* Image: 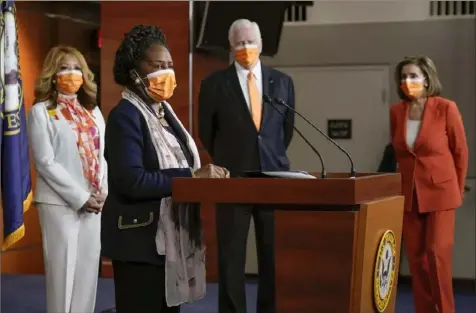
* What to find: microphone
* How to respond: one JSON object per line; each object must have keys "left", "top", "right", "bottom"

{"left": 263, "top": 95, "right": 327, "bottom": 178}
{"left": 274, "top": 97, "right": 356, "bottom": 178}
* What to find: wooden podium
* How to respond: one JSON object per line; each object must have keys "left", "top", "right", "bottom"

{"left": 172, "top": 173, "right": 404, "bottom": 313}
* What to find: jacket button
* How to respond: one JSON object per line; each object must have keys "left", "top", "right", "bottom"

{"left": 133, "top": 219, "right": 138, "bottom": 224}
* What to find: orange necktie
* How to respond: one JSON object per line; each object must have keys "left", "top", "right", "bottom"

{"left": 247, "top": 71, "right": 262, "bottom": 130}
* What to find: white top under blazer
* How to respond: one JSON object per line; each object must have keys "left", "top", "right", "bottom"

{"left": 27, "top": 100, "right": 108, "bottom": 210}
{"left": 406, "top": 119, "right": 421, "bottom": 150}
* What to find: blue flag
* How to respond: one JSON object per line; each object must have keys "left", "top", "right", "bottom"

{"left": 1, "top": 0, "right": 32, "bottom": 251}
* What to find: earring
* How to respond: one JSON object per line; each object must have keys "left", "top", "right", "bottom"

{"left": 134, "top": 78, "right": 140, "bottom": 84}
{"left": 52, "top": 79, "right": 56, "bottom": 84}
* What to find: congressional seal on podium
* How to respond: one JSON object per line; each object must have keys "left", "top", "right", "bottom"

{"left": 373, "top": 230, "right": 397, "bottom": 312}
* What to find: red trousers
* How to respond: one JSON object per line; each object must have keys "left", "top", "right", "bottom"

{"left": 403, "top": 194, "right": 456, "bottom": 313}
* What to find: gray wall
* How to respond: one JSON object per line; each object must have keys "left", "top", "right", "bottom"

{"left": 255, "top": 18, "right": 476, "bottom": 279}
{"left": 263, "top": 19, "right": 476, "bottom": 176}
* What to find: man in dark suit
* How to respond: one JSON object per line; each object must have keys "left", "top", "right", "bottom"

{"left": 198, "top": 19, "right": 295, "bottom": 313}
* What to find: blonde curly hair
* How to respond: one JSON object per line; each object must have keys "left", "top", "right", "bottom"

{"left": 34, "top": 45, "right": 97, "bottom": 109}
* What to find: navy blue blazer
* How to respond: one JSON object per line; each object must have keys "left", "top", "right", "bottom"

{"left": 101, "top": 98, "right": 193, "bottom": 265}
{"left": 198, "top": 64, "right": 295, "bottom": 173}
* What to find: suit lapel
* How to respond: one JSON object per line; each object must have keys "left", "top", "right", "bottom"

{"left": 225, "top": 65, "right": 249, "bottom": 114}
{"left": 412, "top": 97, "right": 436, "bottom": 152}
{"left": 224, "top": 63, "right": 275, "bottom": 132}
{"left": 91, "top": 107, "right": 106, "bottom": 182}
{"left": 401, "top": 103, "right": 415, "bottom": 155}
{"left": 260, "top": 65, "right": 273, "bottom": 130}
{"left": 224, "top": 65, "right": 256, "bottom": 129}
{"left": 402, "top": 97, "right": 436, "bottom": 154}
{"left": 163, "top": 105, "right": 196, "bottom": 166}
{"left": 163, "top": 105, "right": 187, "bottom": 144}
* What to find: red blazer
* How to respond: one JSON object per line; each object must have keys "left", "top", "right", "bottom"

{"left": 390, "top": 96, "right": 468, "bottom": 213}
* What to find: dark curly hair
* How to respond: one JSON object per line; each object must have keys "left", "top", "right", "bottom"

{"left": 113, "top": 25, "right": 168, "bottom": 86}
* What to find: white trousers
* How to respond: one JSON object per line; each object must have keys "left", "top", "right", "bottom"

{"left": 37, "top": 203, "right": 101, "bottom": 313}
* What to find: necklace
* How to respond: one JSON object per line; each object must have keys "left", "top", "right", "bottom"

{"left": 156, "top": 103, "right": 165, "bottom": 119}
{"left": 159, "top": 116, "right": 169, "bottom": 127}
{"left": 150, "top": 103, "right": 169, "bottom": 127}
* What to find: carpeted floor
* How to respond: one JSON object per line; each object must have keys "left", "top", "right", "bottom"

{"left": 1, "top": 274, "right": 475, "bottom": 313}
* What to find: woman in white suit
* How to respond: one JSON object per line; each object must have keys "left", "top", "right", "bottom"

{"left": 27, "top": 45, "right": 107, "bottom": 313}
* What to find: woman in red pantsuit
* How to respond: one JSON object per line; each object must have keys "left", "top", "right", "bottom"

{"left": 390, "top": 56, "right": 468, "bottom": 313}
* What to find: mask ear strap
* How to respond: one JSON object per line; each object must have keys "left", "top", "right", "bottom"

{"left": 132, "top": 68, "right": 148, "bottom": 89}
{"left": 127, "top": 51, "right": 147, "bottom": 88}
{"left": 127, "top": 52, "right": 157, "bottom": 104}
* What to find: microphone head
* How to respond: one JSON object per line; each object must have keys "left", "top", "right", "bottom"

{"left": 262, "top": 94, "right": 273, "bottom": 103}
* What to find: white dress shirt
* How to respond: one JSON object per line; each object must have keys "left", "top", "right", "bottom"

{"left": 234, "top": 60, "right": 263, "bottom": 110}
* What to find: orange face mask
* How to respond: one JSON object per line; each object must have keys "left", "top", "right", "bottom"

{"left": 146, "top": 69, "right": 176, "bottom": 102}
{"left": 234, "top": 44, "right": 260, "bottom": 69}
{"left": 400, "top": 77, "right": 425, "bottom": 99}
{"left": 56, "top": 69, "right": 84, "bottom": 94}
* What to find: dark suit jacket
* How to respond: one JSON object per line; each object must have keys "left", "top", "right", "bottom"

{"left": 101, "top": 98, "right": 193, "bottom": 265}
{"left": 198, "top": 64, "right": 295, "bottom": 173}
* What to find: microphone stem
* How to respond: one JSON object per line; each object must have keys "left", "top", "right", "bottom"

{"left": 267, "top": 100, "right": 326, "bottom": 178}
{"left": 278, "top": 100, "right": 356, "bottom": 178}
{"left": 293, "top": 128, "right": 327, "bottom": 179}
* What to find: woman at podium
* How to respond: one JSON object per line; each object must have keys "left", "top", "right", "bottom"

{"left": 390, "top": 56, "right": 468, "bottom": 313}
{"left": 101, "top": 25, "right": 229, "bottom": 313}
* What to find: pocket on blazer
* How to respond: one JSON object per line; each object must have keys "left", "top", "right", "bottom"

{"left": 431, "top": 171, "right": 453, "bottom": 185}
{"left": 117, "top": 212, "right": 154, "bottom": 230}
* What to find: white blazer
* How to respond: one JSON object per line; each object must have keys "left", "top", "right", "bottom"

{"left": 27, "top": 100, "right": 108, "bottom": 210}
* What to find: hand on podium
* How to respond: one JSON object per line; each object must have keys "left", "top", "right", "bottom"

{"left": 193, "top": 164, "right": 230, "bottom": 179}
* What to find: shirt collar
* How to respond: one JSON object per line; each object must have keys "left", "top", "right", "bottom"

{"left": 234, "top": 60, "right": 262, "bottom": 80}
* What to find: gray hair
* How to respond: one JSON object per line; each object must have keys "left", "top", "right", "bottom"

{"left": 228, "top": 19, "right": 262, "bottom": 44}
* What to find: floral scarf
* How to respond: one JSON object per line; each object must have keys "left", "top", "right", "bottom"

{"left": 57, "top": 94, "right": 100, "bottom": 192}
